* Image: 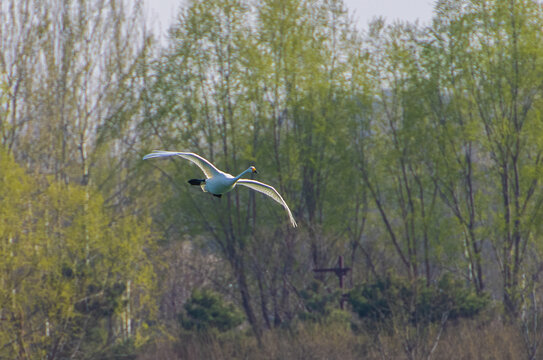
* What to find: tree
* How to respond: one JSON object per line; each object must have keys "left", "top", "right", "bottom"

{"left": 0, "top": 0, "right": 151, "bottom": 189}
{"left": 414, "top": 0, "right": 489, "bottom": 293}
{"left": 140, "top": 0, "right": 366, "bottom": 338}
{"left": 425, "top": 0, "right": 543, "bottom": 314}
{"left": 361, "top": 19, "right": 443, "bottom": 284}
{"left": 0, "top": 148, "right": 156, "bottom": 359}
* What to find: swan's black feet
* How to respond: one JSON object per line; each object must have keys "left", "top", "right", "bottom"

{"left": 212, "top": 194, "right": 222, "bottom": 198}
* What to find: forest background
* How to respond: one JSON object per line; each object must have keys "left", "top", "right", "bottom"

{"left": 2, "top": 0, "right": 543, "bottom": 358}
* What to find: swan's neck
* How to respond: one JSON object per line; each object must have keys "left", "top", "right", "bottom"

{"left": 234, "top": 167, "right": 253, "bottom": 181}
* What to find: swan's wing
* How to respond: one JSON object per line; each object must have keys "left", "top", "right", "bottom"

{"left": 143, "top": 151, "right": 221, "bottom": 179}
{"left": 236, "top": 179, "right": 297, "bottom": 228}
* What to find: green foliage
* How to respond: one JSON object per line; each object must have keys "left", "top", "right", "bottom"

{"left": 349, "top": 277, "right": 396, "bottom": 322}
{"left": 424, "top": 274, "right": 491, "bottom": 321}
{"left": 178, "top": 289, "right": 244, "bottom": 333}
{"left": 298, "top": 280, "right": 342, "bottom": 323}
{"left": 349, "top": 274, "right": 490, "bottom": 324}
{"left": 6, "top": 0, "right": 543, "bottom": 357}
{"left": 0, "top": 148, "right": 156, "bottom": 359}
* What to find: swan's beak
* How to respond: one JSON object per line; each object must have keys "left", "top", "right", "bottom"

{"left": 251, "top": 166, "right": 258, "bottom": 174}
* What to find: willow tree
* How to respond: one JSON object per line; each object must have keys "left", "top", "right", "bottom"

{"left": 472, "top": 0, "right": 543, "bottom": 315}
{"left": 250, "top": 0, "right": 366, "bottom": 325}
{"left": 418, "top": 0, "right": 489, "bottom": 293}
{"left": 142, "top": 0, "right": 266, "bottom": 338}
{"left": 360, "top": 19, "right": 446, "bottom": 284}
{"left": 141, "top": 0, "right": 366, "bottom": 335}
{"left": 423, "top": 0, "right": 543, "bottom": 314}
{"left": 0, "top": 0, "right": 151, "bottom": 189}
{"left": 0, "top": 149, "right": 156, "bottom": 359}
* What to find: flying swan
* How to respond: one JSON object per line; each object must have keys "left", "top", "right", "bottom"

{"left": 143, "top": 151, "right": 297, "bottom": 227}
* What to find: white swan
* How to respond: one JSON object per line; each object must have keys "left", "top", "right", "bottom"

{"left": 143, "top": 151, "right": 297, "bottom": 227}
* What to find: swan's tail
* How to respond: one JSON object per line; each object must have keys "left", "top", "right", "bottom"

{"left": 188, "top": 178, "right": 207, "bottom": 193}
{"left": 188, "top": 179, "right": 205, "bottom": 186}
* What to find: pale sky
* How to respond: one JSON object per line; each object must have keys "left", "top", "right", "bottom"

{"left": 145, "top": 0, "right": 436, "bottom": 40}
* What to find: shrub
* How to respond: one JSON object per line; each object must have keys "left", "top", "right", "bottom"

{"left": 348, "top": 274, "right": 490, "bottom": 324}
{"left": 298, "top": 280, "right": 342, "bottom": 322}
{"left": 178, "top": 289, "right": 244, "bottom": 332}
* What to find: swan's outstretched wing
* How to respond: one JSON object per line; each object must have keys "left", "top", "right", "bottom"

{"left": 143, "top": 151, "right": 221, "bottom": 179}
{"left": 236, "top": 179, "right": 297, "bottom": 227}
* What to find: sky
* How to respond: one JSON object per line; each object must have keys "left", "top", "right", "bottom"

{"left": 145, "top": 0, "right": 436, "bottom": 40}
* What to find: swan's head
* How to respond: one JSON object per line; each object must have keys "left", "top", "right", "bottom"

{"left": 250, "top": 166, "right": 258, "bottom": 174}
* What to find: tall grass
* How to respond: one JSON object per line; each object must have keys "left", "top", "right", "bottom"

{"left": 137, "top": 317, "right": 531, "bottom": 360}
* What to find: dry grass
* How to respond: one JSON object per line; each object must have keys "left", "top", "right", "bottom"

{"left": 137, "top": 318, "right": 531, "bottom": 360}
{"left": 433, "top": 319, "right": 524, "bottom": 360}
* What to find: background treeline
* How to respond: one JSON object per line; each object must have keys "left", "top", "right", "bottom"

{"left": 2, "top": 0, "right": 543, "bottom": 358}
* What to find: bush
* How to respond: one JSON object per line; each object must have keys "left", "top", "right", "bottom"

{"left": 348, "top": 274, "right": 490, "bottom": 324}
{"left": 298, "top": 280, "right": 343, "bottom": 322}
{"left": 178, "top": 289, "right": 244, "bottom": 332}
